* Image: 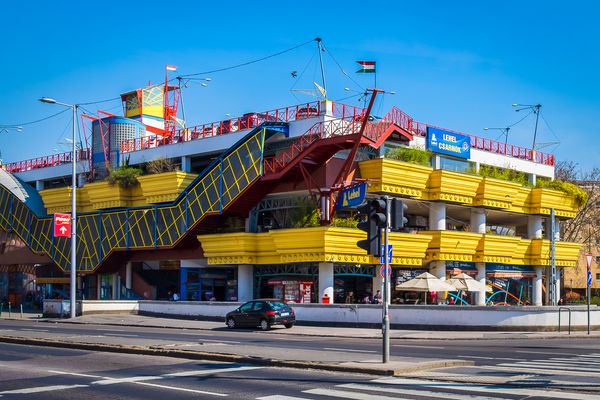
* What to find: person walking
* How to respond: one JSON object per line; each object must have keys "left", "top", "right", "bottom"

{"left": 344, "top": 290, "right": 355, "bottom": 304}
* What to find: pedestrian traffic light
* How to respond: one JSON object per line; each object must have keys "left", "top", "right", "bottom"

{"left": 356, "top": 199, "right": 381, "bottom": 256}
{"left": 391, "top": 198, "right": 408, "bottom": 230}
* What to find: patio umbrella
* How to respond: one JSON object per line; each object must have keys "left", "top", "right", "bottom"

{"left": 446, "top": 273, "right": 492, "bottom": 292}
{"left": 395, "top": 272, "right": 457, "bottom": 304}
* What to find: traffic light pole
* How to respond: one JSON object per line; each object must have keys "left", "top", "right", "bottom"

{"left": 382, "top": 197, "right": 390, "bottom": 363}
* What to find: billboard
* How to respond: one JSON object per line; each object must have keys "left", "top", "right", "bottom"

{"left": 427, "top": 126, "right": 471, "bottom": 159}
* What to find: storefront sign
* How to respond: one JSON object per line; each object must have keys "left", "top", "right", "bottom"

{"left": 427, "top": 126, "right": 471, "bottom": 159}
{"left": 336, "top": 183, "right": 367, "bottom": 210}
{"left": 445, "top": 261, "right": 476, "bottom": 269}
{"left": 486, "top": 264, "right": 534, "bottom": 272}
{"left": 395, "top": 269, "right": 427, "bottom": 285}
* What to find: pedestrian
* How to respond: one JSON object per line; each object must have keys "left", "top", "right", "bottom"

{"left": 344, "top": 290, "right": 354, "bottom": 304}
{"left": 173, "top": 292, "right": 180, "bottom": 301}
{"left": 372, "top": 290, "right": 382, "bottom": 304}
{"left": 362, "top": 293, "right": 372, "bottom": 304}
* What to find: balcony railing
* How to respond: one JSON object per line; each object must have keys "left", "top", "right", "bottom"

{"left": 2, "top": 149, "right": 90, "bottom": 173}
{"left": 120, "top": 101, "right": 322, "bottom": 153}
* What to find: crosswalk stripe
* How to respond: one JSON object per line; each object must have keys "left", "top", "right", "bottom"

{"left": 338, "top": 383, "right": 494, "bottom": 400}
{"left": 0, "top": 384, "right": 89, "bottom": 395}
{"left": 134, "top": 381, "right": 227, "bottom": 396}
{"left": 498, "top": 362, "right": 600, "bottom": 373}
{"left": 303, "top": 388, "right": 402, "bottom": 400}
{"left": 373, "top": 377, "right": 599, "bottom": 399}
{"left": 473, "top": 365, "right": 600, "bottom": 377}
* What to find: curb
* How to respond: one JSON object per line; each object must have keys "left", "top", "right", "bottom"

{"left": 0, "top": 335, "right": 472, "bottom": 377}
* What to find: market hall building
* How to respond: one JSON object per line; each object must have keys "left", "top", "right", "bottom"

{"left": 0, "top": 81, "right": 582, "bottom": 308}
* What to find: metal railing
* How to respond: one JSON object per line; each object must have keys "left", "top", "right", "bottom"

{"left": 412, "top": 122, "right": 554, "bottom": 166}
{"left": 120, "top": 101, "right": 322, "bottom": 153}
{"left": 558, "top": 306, "right": 572, "bottom": 334}
{"left": 2, "top": 149, "right": 91, "bottom": 173}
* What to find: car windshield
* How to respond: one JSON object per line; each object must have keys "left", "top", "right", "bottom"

{"left": 268, "top": 301, "right": 291, "bottom": 312}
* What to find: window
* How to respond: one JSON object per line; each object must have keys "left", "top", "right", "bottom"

{"left": 596, "top": 256, "right": 600, "bottom": 264}
{"left": 596, "top": 202, "right": 600, "bottom": 210}
{"left": 596, "top": 238, "right": 600, "bottom": 247}
{"left": 597, "top": 273, "right": 600, "bottom": 280}
{"left": 439, "top": 156, "right": 473, "bottom": 173}
{"left": 239, "top": 302, "right": 254, "bottom": 312}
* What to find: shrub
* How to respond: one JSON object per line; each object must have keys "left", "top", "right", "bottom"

{"left": 536, "top": 179, "right": 588, "bottom": 207}
{"left": 385, "top": 147, "right": 432, "bottom": 166}
{"left": 332, "top": 217, "right": 358, "bottom": 228}
{"left": 106, "top": 166, "right": 142, "bottom": 188}
{"left": 290, "top": 198, "right": 320, "bottom": 228}
{"left": 145, "top": 157, "right": 177, "bottom": 175}
{"left": 476, "top": 165, "right": 531, "bottom": 186}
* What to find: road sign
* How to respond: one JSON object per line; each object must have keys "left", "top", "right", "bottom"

{"left": 336, "top": 183, "right": 367, "bottom": 210}
{"left": 381, "top": 264, "right": 391, "bottom": 278}
{"left": 380, "top": 244, "right": 392, "bottom": 264}
{"left": 586, "top": 254, "right": 593, "bottom": 269}
{"left": 54, "top": 213, "right": 71, "bottom": 237}
{"left": 588, "top": 270, "right": 593, "bottom": 286}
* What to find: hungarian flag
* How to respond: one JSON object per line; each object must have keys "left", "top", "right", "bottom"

{"left": 356, "top": 61, "right": 375, "bottom": 73}
{"left": 166, "top": 65, "right": 178, "bottom": 72}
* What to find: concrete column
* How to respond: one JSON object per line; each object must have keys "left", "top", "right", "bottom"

{"left": 430, "top": 260, "right": 446, "bottom": 280}
{"left": 35, "top": 180, "right": 44, "bottom": 191}
{"left": 237, "top": 264, "right": 253, "bottom": 302}
{"left": 470, "top": 208, "right": 486, "bottom": 234}
{"left": 318, "top": 262, "right": 334, "bottom": 303}
{"left": 181, "top": 156, "right": 191, "bottom": 173}
{"left": 533, "top": 266, "right": 543, "bottom": 306}
{"left": 429, "top": 202, "right": 446, "bottom": 231}
{"left": 555, "top": 271, "right": 561, "bottom": 304}
{"left": 475, "top": 262, "right": 486, "bottom": 306}
{"left": 112, "top": 273, "right": 118, "bottom": 300}
{"left": 125, "top": 262, "right": 132, "bottom": 290}
{"left": 96, "top": 275, "right": 101, "bottom": 300}
{"left": 554, "top": 218, "right": 560, "bottom": 241}
{"left": 433, "top": 154, "right": 441, "bottom": 170}
{"left": 372, "top": 272, "right": 383, "bottom": 299}
{"left": 527, "top": 215, "right": 543, "bottom": 239}
{"left": 475, "top": 161, "right": 480, "bottom": 173}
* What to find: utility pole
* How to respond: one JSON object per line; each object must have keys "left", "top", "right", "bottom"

{"left": 382, "top": 196, "right": 390, "bottom": 363}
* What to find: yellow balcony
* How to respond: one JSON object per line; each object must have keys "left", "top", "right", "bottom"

{"left": 529, "top": 239, "right": 583, "bottom": 267}
{"left": 359, "top": 158, "right": 432, "bottom": 199}
{"left": 529, "top": 187, "right": 579, "bottom": 218}
{"left": 418, "top": 230, "right": 482, "bottom": 261}
{"left": 84, "top": 181, "right": 135, "bottom": 210}
{"left": 427, "top": 170, "right": 482, "bottom": 205}
{"left": 39, "top": 187, "right": 91, "bottom": 214}
{"left": 198, "top": 227, "right": 433, "bottom": 266}
{"left": 474, "top": 177, "right": 522, "bottom": 209}
{"left": 137, "top": 171, "right": 198, "bottom": 204}
{"left": 474, "top": 234, "right": 522, "bottom": 264}
{"left": 511, "top": 238, "right": 532, "bottom": 265}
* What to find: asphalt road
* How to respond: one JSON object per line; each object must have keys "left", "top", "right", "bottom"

{"left": 0, "top": 342, "right": 598, "bottom": 400}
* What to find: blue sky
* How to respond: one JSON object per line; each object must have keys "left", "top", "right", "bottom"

{"left": 1, "top": 1, "right": 598, "bottom": 175}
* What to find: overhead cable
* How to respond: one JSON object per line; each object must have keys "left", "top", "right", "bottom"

{"left": 1, "top": 108, "right": 70, "bottom": 127}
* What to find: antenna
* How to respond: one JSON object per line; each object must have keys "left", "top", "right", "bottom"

{"left": 315, "top": 38, "right": 327, "bottom": 100}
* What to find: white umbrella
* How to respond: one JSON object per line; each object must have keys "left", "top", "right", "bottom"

{"left": 447, "top": 273, "right": 492, "bottom": 292}
{"left": 395, "top": 272, "right": 458, "bottom": 305}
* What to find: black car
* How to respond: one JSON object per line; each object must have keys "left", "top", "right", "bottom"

{"left": 225, "top": 299, "right": 295, "bottom": 330}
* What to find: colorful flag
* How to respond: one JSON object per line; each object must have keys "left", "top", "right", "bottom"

{"left": 356, "top": 61, "right": 376, "bottom": 73}
{"left": 166, "top": 65, "right": 178, "bottom": 72}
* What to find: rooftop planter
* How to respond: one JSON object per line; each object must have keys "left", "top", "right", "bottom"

{"left": 427, "top": 169, "right": 482, "bottom": 205}
{"left": 137, "top": 171, "right": 198, "bottom": 204}
{"left": 474, "top": 177, "right": 522, "bottom": 209}
{"left": 39, "top": 187, "right": 89, "bottom": 214}
{"left": 474, "top": 234, "right": 521, "bottom": 264}
{"left": 418, "top": 230, "right": 482, "bottom": 262}
{"left": 359, "top": 158, "right": 432, "bottom": 199}
{"left": 529, "top": 187, "right": 579, "bottom": 218}
{"left": 198, "top": 227, "right": 432, "bottom": 266}
{"left": 84, "top": 181, "right": 134, "bottom": 210}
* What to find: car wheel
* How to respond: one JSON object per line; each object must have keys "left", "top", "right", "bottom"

{"left": 259, "top": 319, "right": 270, "bottom": 331}
{"left": 226, "top": 317, "right": 236, "bottom": 329}
{"left": 284, "top": 323, "right": 294, "bottom": 329}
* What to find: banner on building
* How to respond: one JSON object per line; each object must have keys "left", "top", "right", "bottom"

{"left": 427, "top": 126, "right": 471, "bottom": 159}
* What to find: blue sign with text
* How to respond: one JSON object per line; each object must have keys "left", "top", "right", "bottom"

{"left": 427, "top": 126, "right": 471, "bottom": 159}
{"left": 336, "top": 183, "right": 367, "bottom": 210}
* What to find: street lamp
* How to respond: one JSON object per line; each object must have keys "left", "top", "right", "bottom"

{"left": 484, "top": 127, "right": 511, "bottom": 143}
{"left": 40, "top": 97, "right": 78, "bottom": 319}
{"left": 512, "top": 103, "right": 542, "bottom": 150}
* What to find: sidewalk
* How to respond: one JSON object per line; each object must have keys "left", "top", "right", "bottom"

{"left": 1, "top": 312, "right": 599, "bottom": 377}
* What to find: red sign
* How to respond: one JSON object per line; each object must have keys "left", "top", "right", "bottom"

{"left": 586, "top": 254, "right": 593, "bottom": 269}
{"left": 54, "top": 213, "right": 71, "bottom": 237}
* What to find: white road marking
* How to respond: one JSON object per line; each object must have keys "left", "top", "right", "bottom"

{"left": 199, "top": 339, "right": 241, "bottom": 344}
{"left": 392, "top": 344, "right": 445, "bottom": 349}
{"left": 515, "top": 350, "right": 565, "bottom": 354}
{"left": 104, "top": 333, "right": 139, "bottom": 337}
{"left": 0, "top": 384, "right": 88, "bottom": 395}
{"left": 257, "top": 395, "right": 311, "bottom": 400}
{"left": 47, "top": 370, "right": 104, "bottom": 378}
{"left": 374, "top": 376, "right": 600, "bottom": 399}
{"left": 457, "top": 355, "right": 524, "bottom": 361}
{"left": 20, "top": 328, "right": 48, "bottom": 332}
{"left": 163, "top": 365, "right": 263, "bottom": 377}
{"left": 473, "top": 364, "right": 600, "bottom": 377}
{"left": 339, "top": 383, "right": 496, "bottom": 400}
{"left": 304, "top": 388, "right": 401, "bottom": 400}
{"left": 323, "top": 347, "right": 377, "bottom": 353}
{"left": 134, "top": 381, "right": 227, "bottom": 396}
{"left": 500, "top": 362, "right": 600, "bottom": 373}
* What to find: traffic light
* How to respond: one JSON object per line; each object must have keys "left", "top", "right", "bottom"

{"left": 391, "top": 198, "right": 408, "bottom": 230}
{"left": 356, "top": 199, "right": 381, "bottom": 256}
{"left": 371, "top": 198, "right": 388, "bottom": 228}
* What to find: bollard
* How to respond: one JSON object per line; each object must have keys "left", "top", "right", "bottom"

{"left": 8, "top": 302, "right": 11, "bottom": 318}
{"left": 20, "top": 304, "right": 23, "bottom": 318}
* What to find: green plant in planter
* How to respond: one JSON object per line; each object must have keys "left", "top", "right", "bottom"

{"left": 106, "top": 166, "right": 142, "bottom": 188}
{"left": 475, "top": 165, "right": 531, "bottom": 186}
{"left": 332, "top": 217, "right": 358, "bottom": 228}
{"left": 385, "top": 147, "right": 432, "bottom": 166}
{"left": 290, "top": 198, "right": 320, "bottom": 228}
{"left": 536, "top": 179, "right": 588, "bottom": 207}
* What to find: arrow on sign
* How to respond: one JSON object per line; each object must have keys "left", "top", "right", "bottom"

{"left": 59, "top": 226, "right": 67, "bottom": 234}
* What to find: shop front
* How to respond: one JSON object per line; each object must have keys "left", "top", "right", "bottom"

{"left": 486, "top": 264, "right": 536, "bottom": 306}
{"left": 392, "top": 268, "right": 428, "bottom": 304}
{"left": 256, "top": 264, "right": 318, "bottom": 303}
{"left": 181, "top": 267, "right": 237, "bottom": 301}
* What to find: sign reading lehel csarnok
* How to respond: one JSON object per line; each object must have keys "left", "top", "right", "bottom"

{"left": 427, "top": 126, "right": 471, "bottom": 159}
{"left": 54, "top": 213, "right": 71, "bottom": 237}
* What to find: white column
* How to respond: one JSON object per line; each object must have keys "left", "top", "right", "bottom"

{"left": 372, "top": 272, "right": 383, "bottom": 299}
{"left": 112, "top": 273, "right": 118, "bottom": 300}
{"left": 237, "top": 264, "right": 253, "bottom": 302}
{"left": 533, "top": 266, "right": 543, "bottom": 306}
{"left": 318, "top": 262, "right": 334, "bottom": 303}
{"left": 475, "top": 262, "right": 486, "bottom": 306}
{"left": 555, "top": 271, "right": 561, "bottom": 304}
{"left": 527, "top": 215, "right": 543, "bottom": 239}
{"left": 429, "top": 202, "right": 446, "bottom": 231}
{"left": 181, "top": 156, "right": 191, "bottom": 173}
{"left": 554, "top": 218, "right": 560, "bottom": 241}
{"left": 125, "top": 262, "right": 132, "bottom": 290}
{"left": 430, "top": 260, "right": 446, "bottom": 280}
{"left": 470, "top": 208, "right": 486, "bottom": 234}
{"left": 36, "top": 180, "right": 45, "bottom": 191}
